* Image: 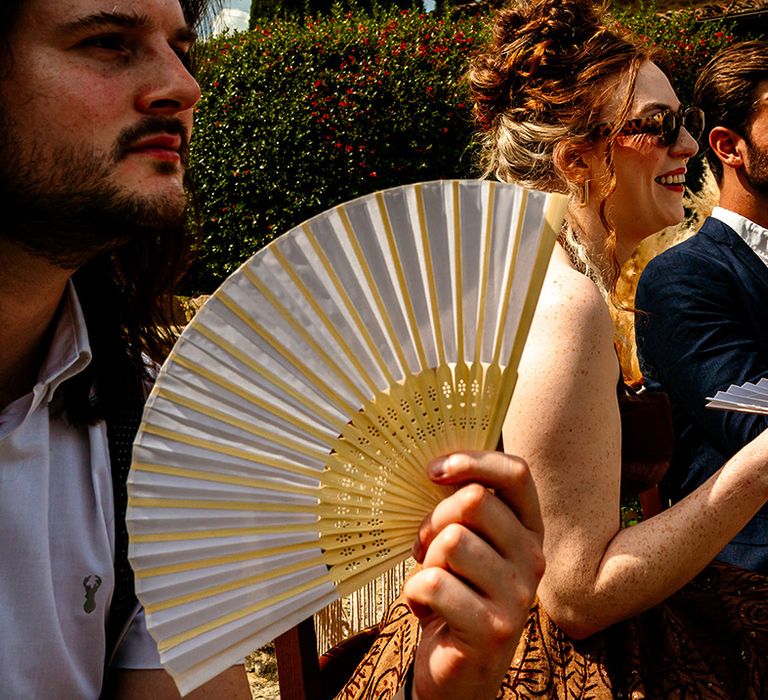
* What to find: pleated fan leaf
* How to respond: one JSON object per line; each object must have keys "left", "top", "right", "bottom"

{"left": 707, "top": 378, "right": 768, "bottom": 414}
{"left": 127, "top": 179, "right": 567, "bottom": 694}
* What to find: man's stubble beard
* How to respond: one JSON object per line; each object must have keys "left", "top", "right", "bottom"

{"left": 0, "top": 114, "right": 191, "bottom": 270}
{"left": 742, "top": 132, "right": 768, "bottom": 198}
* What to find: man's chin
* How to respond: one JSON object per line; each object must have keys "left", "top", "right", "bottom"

{"left": 109, "top": 181, "right": 188, "bottom": 226}
{"left": 118, "top": 164, "right": 187, "bottom": 196}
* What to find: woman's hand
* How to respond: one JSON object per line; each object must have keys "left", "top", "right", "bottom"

{"left": 403, "top": 451, "right": 545, "bottom": 700}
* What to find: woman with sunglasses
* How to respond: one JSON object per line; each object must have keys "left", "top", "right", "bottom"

{"left": 339, "top": 0, "right": 768, "bottom": 698}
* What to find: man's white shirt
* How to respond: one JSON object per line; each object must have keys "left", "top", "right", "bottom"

{"left": 0, "top": 282, "right": 159, "bottom": 698}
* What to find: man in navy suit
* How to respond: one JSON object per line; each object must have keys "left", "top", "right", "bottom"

{"left": 636, "top": 40, "right": 768, "bottom": 572}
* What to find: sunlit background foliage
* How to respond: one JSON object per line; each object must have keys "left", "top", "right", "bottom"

{"left": 185, "top": 3, "right": 745, "bottom": 294}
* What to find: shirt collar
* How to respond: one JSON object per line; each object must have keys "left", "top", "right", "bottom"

{"left": 36, "top": 281, "right": 92, "bottom": 405}
{"left": 711, "top": 207, "right": 768, "bottom": 267}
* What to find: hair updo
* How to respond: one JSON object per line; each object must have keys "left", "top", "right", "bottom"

{"left": 468, "top": 0, "right": 661, "bottom": 292}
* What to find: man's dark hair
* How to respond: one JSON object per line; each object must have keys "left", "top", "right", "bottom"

{"left": 62, "top": 211, "right": 196, "bottom": 425}
{"left": 0, "top": 3, "right": 24, "bottom": 63}
{"left": 0, "top": 0, "right": 217, "bottom": 424}
{"left": 1, "top": 0, "right": 214, "bottom": 34}
{"left": 694, "top": 40, "right": 768, "bottom": 183}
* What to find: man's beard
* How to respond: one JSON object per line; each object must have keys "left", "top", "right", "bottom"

{"left": 0, "top": 115, "right": 191, "bottom": 270}
{"left": 743, "top": 134, "right": 768, "bottom": 197}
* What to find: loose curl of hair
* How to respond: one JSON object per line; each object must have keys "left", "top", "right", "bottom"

{"left": 468, "top": 0, "right": 664, "bottom": 298}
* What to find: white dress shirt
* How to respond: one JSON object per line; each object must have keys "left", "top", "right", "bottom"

{"left": 0, "top": 283, "right": 158, "bottom": 699}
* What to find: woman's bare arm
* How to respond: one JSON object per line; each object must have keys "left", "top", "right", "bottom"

{"left": 504, "top": 254, "right": 768, "bottom": 639}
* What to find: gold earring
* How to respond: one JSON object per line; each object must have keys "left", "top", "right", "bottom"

{"left": 579, "top": 179, "right": 590, "bottom": 207}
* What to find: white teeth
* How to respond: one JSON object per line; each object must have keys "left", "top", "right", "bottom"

{"left": 655, "top": 173, "right": 686, "bottom": 185}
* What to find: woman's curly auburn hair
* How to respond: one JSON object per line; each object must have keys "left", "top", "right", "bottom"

{"left": 468, "top": 0, "right": 666, "bottom": 297}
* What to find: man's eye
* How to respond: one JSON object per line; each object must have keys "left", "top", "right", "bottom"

{"left": 82, "top": 34, "right": 128, "bottom": 52}
{"left": 173, "top": 45, "right": 192, "bottom": 69}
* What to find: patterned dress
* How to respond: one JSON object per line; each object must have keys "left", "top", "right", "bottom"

{"left": 339, "top": 561, "right": 768, "bottom": 698}
{"left": 338, "top": 383, "right": 768, "bottom": 698}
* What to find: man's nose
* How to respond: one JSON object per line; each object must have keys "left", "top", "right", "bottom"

{"left": 135, "top": 45, "right": 201, "bottom": 116}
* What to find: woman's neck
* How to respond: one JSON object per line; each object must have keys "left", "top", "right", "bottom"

{"left": 568, "top": 200, "right": 636, "bottom": 271}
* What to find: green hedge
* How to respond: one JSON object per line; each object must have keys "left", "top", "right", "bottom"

{"left": 185, "top": 5, "right": 740, "bottom": 294}
{"left": 186, "top": 8, "right": 484, "bottom": 292}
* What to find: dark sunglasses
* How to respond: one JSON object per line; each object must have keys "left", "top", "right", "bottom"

{"left": 593, "top": 106, "right": 705, "bottom": 147}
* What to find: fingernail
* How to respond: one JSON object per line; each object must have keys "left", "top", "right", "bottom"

{"left": 412, "top": 538, "right": 423, "bottom": 562}
{"left": 429, "top": 456, "right": 447, "bottom": 479}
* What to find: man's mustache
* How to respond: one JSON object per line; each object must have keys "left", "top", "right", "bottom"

{"left": 114, "top": 117, "right": 190, "bottom": 166}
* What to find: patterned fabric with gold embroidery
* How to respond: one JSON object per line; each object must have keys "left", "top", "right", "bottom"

{"left": 337, "top": 601, "right": 421, "bottom": 699}
{"left": 340, "top": 561, "right": 768, "bottom": 699}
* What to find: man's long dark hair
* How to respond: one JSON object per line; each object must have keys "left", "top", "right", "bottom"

{"left": 64, "top": 214, "right": 196, "bottom": 425}
{"left": 1, "top": 0, "right": 219, "bottom": 424}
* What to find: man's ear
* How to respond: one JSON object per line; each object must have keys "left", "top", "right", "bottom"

{"left": 709, "top": 126, "right": 744, "bottom": 170}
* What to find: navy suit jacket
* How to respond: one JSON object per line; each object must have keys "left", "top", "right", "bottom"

{"left": 636, "top": 216, "right": 768, "bottom": 572}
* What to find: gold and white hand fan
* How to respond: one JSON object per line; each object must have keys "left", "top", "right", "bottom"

{"left": 128, "top": 179, "right": 567, "bottom": 694}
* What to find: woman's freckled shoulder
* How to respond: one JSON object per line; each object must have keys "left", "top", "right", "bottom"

{"left": 534, "top": 261, "right": 614, "bottom": 349}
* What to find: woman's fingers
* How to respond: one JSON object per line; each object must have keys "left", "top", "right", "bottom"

{"left": 403, "top": 450, "right": 545, "bottom": 700}
{"left": 420, "top": 520, "right": 541, "bottom": 606}
{"left": 413, "top": 452, "right": 544, "bottom": 566}
{"left": 414, "top": 483, "right": 537, "bottom": 566}
{"left": 404, "top": 566, "right": 500, "bottom": 642}
{"left": 429, "top": 451, "right": 543, "bottom": 534}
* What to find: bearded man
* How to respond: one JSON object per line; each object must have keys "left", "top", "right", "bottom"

{"left": 636, "top": 41, "right": 768, "bottom": 572}
{"left": 0, "top": 0, "right": 250, "bottom": 696}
